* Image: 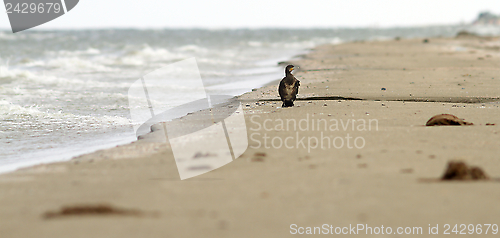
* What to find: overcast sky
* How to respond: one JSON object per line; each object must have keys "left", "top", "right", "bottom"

{"left": 1, "top": 0, "right": 499, "bottom": 29}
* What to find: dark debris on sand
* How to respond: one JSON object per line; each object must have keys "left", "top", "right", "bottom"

{"left": 426, "top": 114, "right": 473, "bottom": 126}
{"left": 43, "top": 204, "right": 157, "bottom": 219}
{"left": 442, "top": 161, "right": 489, "bottom": 181}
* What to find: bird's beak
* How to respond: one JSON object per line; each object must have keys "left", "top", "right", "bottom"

{"left": 290, "top": 68, "right": 294, "bottom": 72}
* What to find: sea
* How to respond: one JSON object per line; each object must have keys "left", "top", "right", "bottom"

{"left": 0, "top": 25, "right": 498, "bottom": 173}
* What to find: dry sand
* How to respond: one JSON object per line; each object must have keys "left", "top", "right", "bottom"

{"left": 1, "top": 37, "right": 500, "bottom": 237}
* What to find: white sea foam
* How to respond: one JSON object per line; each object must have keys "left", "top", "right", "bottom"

{"left": 177, "top": 45, "right": 209, "bottom": 53}
{"left": 0, "top": 101, "right": 132, "bottom": 136}
{"left": 47, "top": 48, "right": 101, "bottom": 57}
{"left": 116, "top": 45, "right": 185, "bottom": 66}
{"left": 0, "top": 100, "right": 43, "bottom": 118}
{"left": 0, "top": 31, "right": 21, "bottom": 40}
{"left": 248, "top": 41, "right": 263, "bottom": 47}
{"left": 466, "top": 25, "right": 500, "bottom": 36}
{"left": 368, "top": 35, "right": 394, "bottom": 41}
{"left": 0, "top": 65, "right": 36, "bottom": 79}
{"left": 26, "top": 57, "right": 115, "bottom": 72}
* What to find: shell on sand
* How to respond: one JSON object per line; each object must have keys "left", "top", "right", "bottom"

{"left": 426, "top": 114, "right": 473, "bottom": 126}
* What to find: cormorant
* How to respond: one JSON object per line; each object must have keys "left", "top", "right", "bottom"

{"left": 278, "top": 65, "right": 300, "bottom": 107}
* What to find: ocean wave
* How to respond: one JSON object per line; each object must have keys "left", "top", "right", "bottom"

{"left": 177, "top": 44, "right": 209, "bottom": 53}
{"left": 0, "top": 101, "right": 131, "bottom": 129}
{"left": 0, "top": 67, "right": 133, "bottom": 101}
{"left": 200, "top": 70, "right": 231, "bottom": 77}
{"left": 271, "top": 40, "right": 317, "bottom": 49}
{"left": 270, "top": 37, "right": 343, "bottom": 49}
{"left": 368, "top": 35, "right": 393, "bottom": 41}
{"left": 465, "top": 25, "right": 500, "bottom": 36}
{"left": 0, "top": 65, "right": 36, "bottom": 80}
{"left": 248, "top": 41, "right": 264, "bottom": 47}
{"left": 116, "top": 45, "right": 185, "bottom": 66}
{"left": 0, "top": 31, "right": 58, "bottom": 41}
{"left": 25, "top": 57, "right": 115, "bottom": 72}
{"left": 22, "top": 46, "right": 186, "bottom": 72}
{"left": 196, "top": 57, "right": 243, "bottom": 66}
{"left": 230, "top": 66, "right": 281, "bottom": 77}
{"left": 0, "top": 100, "right": 44, "bottom": 118}
{"left": 329, "top": 37, "right": 343, "bottom": 45}
{"left": 47, "top": 48, "right": 101, "bottom": 57}
{"left": 0, "top": 66, "right": 87, "bottom": 87}
{"left": 0, "top": 31, "right": 22, "bottom": 41}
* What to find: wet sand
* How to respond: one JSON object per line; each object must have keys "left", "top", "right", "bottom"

{"left": 1, "top": 37, "right": 500, "bottom": 237}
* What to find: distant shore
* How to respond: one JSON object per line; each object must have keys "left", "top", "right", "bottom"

{"left": 1, "top": 36, "right": 500, "bottom": 237}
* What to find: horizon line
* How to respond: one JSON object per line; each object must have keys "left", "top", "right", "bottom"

{"left": 0, "top": 23, "right": 477, "bottom": 32}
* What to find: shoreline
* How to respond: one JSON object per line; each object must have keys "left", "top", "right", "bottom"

{"left": 2, "top": 36, "right": 500, "bottom": 237}
{"left": 0, "top": 50, "right": 304, "bottom": 175}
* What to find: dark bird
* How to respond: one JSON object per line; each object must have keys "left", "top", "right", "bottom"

{"left": 278, "top": 65, "right": 300, "bottom": 107}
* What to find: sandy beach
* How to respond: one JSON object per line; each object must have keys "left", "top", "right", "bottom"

{"left": 1, "top": 36, "right": 500, "bottom": 237}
